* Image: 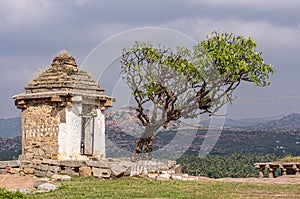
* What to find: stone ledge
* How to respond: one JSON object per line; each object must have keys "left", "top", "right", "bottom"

{"left": 0, "top": 160, "right": 20, "bottom": 169}
{"left": 0, "top": 158, "right": 184, "bottom": 179}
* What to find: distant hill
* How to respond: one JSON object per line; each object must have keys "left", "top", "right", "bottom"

{"left": 105, "top": 107, "right": 300, "bottom": 157}
{"left": 200, "top": 113, "right": 300, "bottom": 134}
{"left": 0, "top": 117, "right": 21, "bottom": 138}
{"left": 0, "top": 136, "right": 22, "bottom": 160}
{"left": 248, "top": 113, "right": 300, "bottom": 133}
{"left": 199, "top": 115, "right": 283, "bottom": 127}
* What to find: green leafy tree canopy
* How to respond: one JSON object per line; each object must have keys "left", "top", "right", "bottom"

{"left": 120, "top": 31, "right": 274, "bottom": 161}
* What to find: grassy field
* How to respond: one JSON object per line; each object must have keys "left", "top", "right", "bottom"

{"left": 25, "top": 177, "right": 300, "bottom": 199}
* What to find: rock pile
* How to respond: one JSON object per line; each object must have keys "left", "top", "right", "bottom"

{"left": 0, "top": 158, "right": 182, "bottom": 179}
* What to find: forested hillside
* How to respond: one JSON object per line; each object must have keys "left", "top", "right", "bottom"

{"left": 0, "top": 136, "right": 21, "bottom": 161}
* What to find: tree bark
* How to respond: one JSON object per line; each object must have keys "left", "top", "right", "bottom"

{"left": 143, "top": 133, "right": 156, "bottom": 160}
{"left": 131, "top": 126, "right": 157, "bottom": 161}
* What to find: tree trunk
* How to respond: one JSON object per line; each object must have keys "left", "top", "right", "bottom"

{"left": 143, "top": 133, "right": 156, "bottom": 160}
{"left": 131, "top": 127, "right": 157, "bottom": 161}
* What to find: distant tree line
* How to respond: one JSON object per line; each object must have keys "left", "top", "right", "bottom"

{"left": 177, "top": 153, "right": 279, "bottom": 178}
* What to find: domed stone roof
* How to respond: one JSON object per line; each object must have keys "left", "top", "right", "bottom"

{"left": 25, "top": 50, "right": 104, "bottom": 96}
{"left": 14, "top": 51, "right": 113, "bottom": 103}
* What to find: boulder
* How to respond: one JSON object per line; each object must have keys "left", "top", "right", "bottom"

{"left": 23, "top": 167, "right": 35, "bottom": 174}
{"left": 124, "top": 167, "right": 131, "bottom": 176}
{"left": 0, "top": 161, "right": 9, "bottom": 169}
{"left": 59, "top": 160, "right": 85, "bottom": 167}
{"left": 32, "top": 159, "right": 42, "bottom": 165}
{"left": 42, "top": 159, "right": 60, "bottom": 166}
{"left": 48, "top": 165, "right": 61, "bottom": 173}
{"left": 33, "top": 178, "right": 50, "bottom": 188}
{"left": 162, "top": 170, "right": 175, "bottom": 174}
{"left": 35, "top": 170, "right": 47, "bottom": 177}
{"left": 119, "top": 161, "right": 134, "bottom": 169}
{"left": 38, "top": 183, "right": 58, "bottom": 192}
{"left": 111, "top": 164, "right": 127, "bottom": 177}
{"left": 79, "top": 166, "right": 92, "bottom": 177}
{"left": 85, "top": 160, "right": 110, "bottom": 168}
{"left": 6, "top": 167, "right": 20, "bottom": 174}
{"left": 39, "top": 164, "right": 49, "bottom": 171}
{"left": 147, "top": 173, "right": 159, "bottom": 179}
{"left": 171, "top": 174, "right": 183, "bottom": 181}
{"left": 92, "top": 167, "right": 111, "bottom": 178}
{"left": 174, "top": 164, "right": 183, "bottom": 174}
{"left": 51, "top": 174, "right": 71, "bottom": 181}
{"left": 7, "top": 160, "right": 20, "bottom": 168}
{"left": 0, "top": 160, "right": 20, "bottom": 169}
{"left": 187, "top": 176, "right": 199, "bottom": 181}
{"left": 167, "top": 160, "right": 176, "bottom": 168}
{"left": 156, "top": 173, "right": 171, "bottom": 181}
{"left": 61, "top": 168, "right": 78, "bottom": 176}
{"left": 46, "top": 171, "right": 55, "bottom": 177}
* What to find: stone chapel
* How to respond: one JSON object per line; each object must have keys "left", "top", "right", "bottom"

{"left": 13, "top": 51, "right": 114, "bottom": 161}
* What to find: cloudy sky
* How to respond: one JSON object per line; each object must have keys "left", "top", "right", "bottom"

{"left": 1, "top": 0, "right": 300, "bottom": 119}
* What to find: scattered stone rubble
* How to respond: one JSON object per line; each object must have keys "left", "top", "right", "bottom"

{"left": 0, "top": 157, "right": 194, "bottom": 192}
{"left": 0, "top": 157, "right": 184, "bottom": 180}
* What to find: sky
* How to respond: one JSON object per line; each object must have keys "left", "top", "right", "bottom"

{"left": 0, "top": 0, "right": 300, "bottom": 119}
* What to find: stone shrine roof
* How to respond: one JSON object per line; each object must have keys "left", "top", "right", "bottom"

{"left": 13, "top": 51, "right": 114, "bottom": 102}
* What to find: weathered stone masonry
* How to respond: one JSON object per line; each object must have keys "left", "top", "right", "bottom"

{"left": 0, "top": 158, "right": 181, "bottom": 180}
{"left": 13, "top": 51, "right": 114, "bottom": 161}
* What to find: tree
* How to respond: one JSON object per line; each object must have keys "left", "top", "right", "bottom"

{"left": 120, "top": 31, "right": 274, "bottom": 161}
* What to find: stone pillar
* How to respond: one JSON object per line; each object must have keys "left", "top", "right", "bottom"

{"left": 255, "top": 164, "right": 265, "bottom": 178}
{"left": 265, "top": 164, "right": 274, "bottom": 178}
{"left": 268, "top": 168, "right": 274, "bottom": 178}
{"left": 293, "top": 164, "right": 300, "bottom": 175}
{"left": 279, "top": 164, "right": 287, "bottom": 176}
{"left": 93, "top": 108, "right": 106, "bottom": 159}
{"left": 58, "top": 117, "right": 67, "bottom": 160}
{"left": 258, "top": 168, "right": 264, "bottom": 178}
{"left": 282, "top": 168, "right": 287, "bottom": 176}
{"left": 68, "top": 97, "right": 83, "bottom": 159}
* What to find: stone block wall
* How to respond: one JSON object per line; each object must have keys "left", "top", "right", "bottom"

{"left": 0, "top": 158, "right": 181, "bottom": 179}
{"left": 22, "top": 99, "right": 63, "bottom": 160}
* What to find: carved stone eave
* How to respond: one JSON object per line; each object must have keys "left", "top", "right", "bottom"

{"left": 13, "top": 91, "right": 115, "bottom": 109}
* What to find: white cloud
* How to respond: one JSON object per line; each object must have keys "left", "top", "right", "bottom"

{"left": 162, "top": 17, "right": 300, "bottom": 49}
{"left": 0, "top": 0, "right": 59, "bottom": 30}
{"left": 195, "top": 0, "right": 300, "bottom": 10}
{"left": 74, "top": 0, "right": 92, "bottom": 5}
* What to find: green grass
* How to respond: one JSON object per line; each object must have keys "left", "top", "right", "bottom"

{"left": 280, "top": 155, "right": 300, "bottom": 162}
{"left": 0, "top": 188, "right": 26, "bottom": 199}
{"left": 25, "top": 177, "right": 300, "bottom": 199}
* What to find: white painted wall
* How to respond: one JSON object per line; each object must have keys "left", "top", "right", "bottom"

{"left": 58, "top": 96, "right": 106, "bottom": 160}
{"left": 67, "top": 102, "right": 82, "bottom": 159}
{"left": 93, "top": 109, "right": 106, "bottom": 159}
{"left": 58, "top": 121, "right": 67, "bottom": 159}
{"left": 58, "top": 97, "right": 84, "bottom": 160}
